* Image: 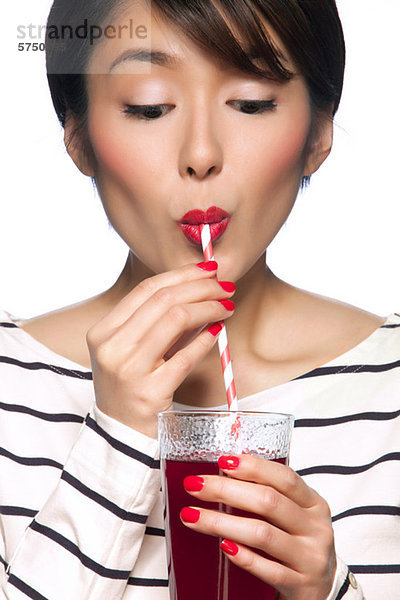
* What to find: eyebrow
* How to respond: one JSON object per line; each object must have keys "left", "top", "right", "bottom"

{"left": 108, "top": 47, "right": 266, "bottom": 73}
{"left": 109, "top": 48, "right": 181, "bottom": 72}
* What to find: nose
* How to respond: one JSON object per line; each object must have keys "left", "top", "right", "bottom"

{"left": 178, "top": 101, "right": 223, "bottom": 180}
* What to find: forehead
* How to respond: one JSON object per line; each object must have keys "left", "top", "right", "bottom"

{"left": 86, "top": 0, "right": 295, "bottom": 76}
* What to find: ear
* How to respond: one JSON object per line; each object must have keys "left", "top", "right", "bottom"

{"left": 302, "top": 114, "right": 334, "bottom": 177}
{"left": 64, "top": 111, "right": 95, "bottom": 177}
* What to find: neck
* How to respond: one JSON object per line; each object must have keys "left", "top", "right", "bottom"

{"left": 104, "top": 250, "right": 285, "bottom": 357}
{"left": 101, "top": 251, "right": 296, "bottom": 406}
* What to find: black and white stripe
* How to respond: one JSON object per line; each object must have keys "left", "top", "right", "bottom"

{"left": 0, "top": 355, "right": 92, "bottom": 380}
{"left": 1, "top": 309, "right": 399, "bottom": 599}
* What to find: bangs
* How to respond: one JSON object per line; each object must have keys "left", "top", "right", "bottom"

{"left": 149, "top": 0, "right": 295, "bottom": 82}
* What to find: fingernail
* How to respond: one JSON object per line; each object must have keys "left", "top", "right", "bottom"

{"left": 180, "top": 507, "right": 200, "bottom": 523}
{"left": 207, "top": 322, "right": 223, "bottom": 336}
{"left": 218, "top": 281, "right": 236, "bottom": 293}
{"left": 183, "top": 475, "right": 204, "bottom": 492}
{"left": 219, "top": 300, "right": 235, "bottom": 311}
{"left": 196, "top": 261, "right": 218, "bottom": 271}
{"left": 221, "top": 539, "right": 239, "bottom": 556}
{"left": 218, "top": 455, "right": 240, "bottom": 470}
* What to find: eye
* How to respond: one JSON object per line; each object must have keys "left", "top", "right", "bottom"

{"left": 121, "top": 99, "right": 277, "bottom": 122}
{"left": 122, "top": 104, "right": 170, "bottom": 121}
{"left": 230, "top": 99, "right": 277, "bottom": 114}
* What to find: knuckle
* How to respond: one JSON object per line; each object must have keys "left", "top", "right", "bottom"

{"left": 260, "top": 487, "right": 279, "bottom": 513}
{"left": 319, "top": 497, "right": 332, "bottom": 519}
{"left": 168, "top": 304, "right": 189, "bottom": 326}
{"left": 283, "top": 466, "right": 300, "bottom": 494}
{"left": 153, "top": 287, "right": 173, "bottom": 306}
{"left": 240, "top": 549, "right": 257, "bottom": 572}
{"left": 172, "top": 351, "right": 192, "bottom": 373}
{"left": 254, "top": 521, "right": 273, "bottom": 548}
{"left": 137, "top": 277, "right": 157, "bottom": 296}
{"left": 85, "top": 327, "right": 95, "bottom": 349}
{"left": 93, "top": 341, "right": 112, "bottom": 367}
{"left": 86, "top": 324, "right": 101, "bottom": 349}
{"left": 212, "top": 476, "right": 226, "bottom": 501}
{"left": 319, "top": 522, "right": 335, "bottom": 551}
{"left": 208, "top": 512, "right": 224, "bottom": 536}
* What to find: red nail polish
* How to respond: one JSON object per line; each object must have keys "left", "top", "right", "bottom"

{"left": 208, "top": 322, "right": 223, "bottom": 336}
{"left": 183, "top": 475, "right": 204, "bottom": 492}
{"left": 218, "top": 281, "right": 236, "bottom": 293}
{"left": 221, "top": 539, "right": 239, "bottom": 556}
{"left": 218, "top": 455, "right": 240, "bottom": 470}
{"left": 219, "top": 300, "right": 235, "bottom": 311}
{"left": 196, "top": 261, "right": 218, "bottom": 271}
{"left": 180, "top": 507, "right": 200, "bottom": 523}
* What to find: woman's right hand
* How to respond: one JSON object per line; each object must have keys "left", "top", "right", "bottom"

{"left": 85, "top": 261, "right": 235, "bottom": 438}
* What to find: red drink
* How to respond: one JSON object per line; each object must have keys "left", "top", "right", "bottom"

{"left": 162, "top": 457, "right": 287, "bottom": 600}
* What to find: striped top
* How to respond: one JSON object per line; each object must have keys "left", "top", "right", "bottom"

{"left": 0, "top": 307, "right": 399, "bottom": 600}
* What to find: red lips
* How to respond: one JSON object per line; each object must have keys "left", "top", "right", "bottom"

{"left": 180, "top": 206, "right": 230, "bottom": 224}
{"left": 178, "top": 206, "right": 231, "bottom": 245}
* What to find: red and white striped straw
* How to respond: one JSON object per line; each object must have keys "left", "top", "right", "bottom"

{"left": 200, "top": 224, "right": 239, "bottom": 411}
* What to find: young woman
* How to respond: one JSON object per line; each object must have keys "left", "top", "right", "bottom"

{"left": 1, "top": 1, "right": 398, "bottom": 599}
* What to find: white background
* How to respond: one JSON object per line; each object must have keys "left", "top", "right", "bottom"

{"left": 1, "top": 0, "right": 399, "bottom": 319}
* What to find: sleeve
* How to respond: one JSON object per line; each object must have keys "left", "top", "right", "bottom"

{"left": 325, "top": 556, "right": 365, "bottom": 600}
{"left": 1, "top": 402, "right": 161, "bottom": 600}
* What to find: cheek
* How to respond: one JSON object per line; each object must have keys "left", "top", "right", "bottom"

{"left": 88, "top": 112, "right": 147, "bottom": 187}
{"left": 262, "top": 111, "right": 311, "bottom": 178}
{"left": 230, "top": 107, "right": 312, "bottom": 201}
{"left": 270, "top": 126, "right": 308, "bottom": 172}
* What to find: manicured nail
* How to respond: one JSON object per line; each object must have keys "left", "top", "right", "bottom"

{"left": 219, "top": 300, "right": 235, "bottom": 311}
{"left": 196, "top": 261, "right": 218, "bottom": 271}
{"left": 218, "top": 281, "right": 236, "bottom": 293}
{"left": 183, "top": 475, "right": 204, "bottom": 492}
{"left": 208, "top": 322, "right": 223, "bottom": 336}
{"left": 218, "top": 455, "right": 240, "bottom": 470}
{"left": 221, "top": 539, "right": 239, "bottom": 556}
{"left": 180, "top": 507, "right": 200, "bottom": 523}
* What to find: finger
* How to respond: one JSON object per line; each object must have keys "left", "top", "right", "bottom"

{"left": 155, "top": 321, "right": 226, "bottom": 391}
{"left": 183, "top": 475, "right": 311, "bottom": 536}
{"left": 88, "top": 261, "right": 219, "bottom": 334}
{"left": 108, "top": 276, "right": 235, "bottom": 351}
{"left": 220, "top": 539, "right": 297, "bottom": 594}
{"left": 218, "top": 454, "right": 323, "bottom": 510}
{"left": 180, "top": 506, "right": 300, "bottom": 567}
{"left": 136, "top": 299, "right": 234, "bottom": 371}
{"left": 162, "top": 325, "right": 205, "bottom": 361}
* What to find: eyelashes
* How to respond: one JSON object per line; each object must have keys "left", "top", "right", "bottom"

{"left": 122, "top": 104, "right": 169, "bottom": 120}
{"left": 121, "top": 99, "right": 277, "bottom": 121}
{"left": 230, "top": 99, "right": 277, "bottom": 115}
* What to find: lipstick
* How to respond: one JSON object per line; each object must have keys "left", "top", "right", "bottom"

{"left": 178, "top": 206, "right": 231, "bottom": 245}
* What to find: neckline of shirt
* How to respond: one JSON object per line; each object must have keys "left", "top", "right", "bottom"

{"left": 1, "top": 309, "right": 398, "bottom": 405}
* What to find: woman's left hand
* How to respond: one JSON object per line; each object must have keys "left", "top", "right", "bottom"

{"left": 181, "top": 454, "right": 337, "bottom": 600}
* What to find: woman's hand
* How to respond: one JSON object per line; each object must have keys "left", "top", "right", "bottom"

{"left": 86, "top": 261, "right": 235, "bottom": 438}
{"left": 181, "top": 454, "right": 337, "bottom": 600}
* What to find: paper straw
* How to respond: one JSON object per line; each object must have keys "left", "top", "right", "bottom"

{"left": 200, "top": 224, "right": 239, "bottom": 411}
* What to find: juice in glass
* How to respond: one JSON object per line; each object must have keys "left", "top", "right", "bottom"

{"left": 159, "top": 411, "right": 294, "bottom": 600}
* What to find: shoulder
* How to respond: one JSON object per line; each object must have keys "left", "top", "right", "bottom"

{"left": 15, "top": 300, "right": 101, "bottom": 369}
{"left": 268, "top": 282, "right": 389, "bottom": 364}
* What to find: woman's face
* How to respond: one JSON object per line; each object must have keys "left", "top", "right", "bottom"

{"left": 78, "top": 0, "right": 331, "bottom": 282}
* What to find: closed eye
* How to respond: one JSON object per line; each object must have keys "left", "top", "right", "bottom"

{"left": 122, "top": 104, "right": 169, "bottom": 120}
{"left": 229, "top": 99, "right": 277, "bottom": 114}
{"left": 121, "top": 99, "right": 277, "bottom": 121}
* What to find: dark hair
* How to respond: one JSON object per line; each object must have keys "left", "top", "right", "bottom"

{"left": 46, "top": 0, "right": 346, "bottom": 190}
